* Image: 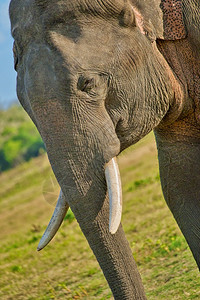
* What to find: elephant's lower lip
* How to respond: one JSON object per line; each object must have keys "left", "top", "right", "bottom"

{"left": 119, "top": 133, "right": 143, "bottom": 152}
{"left": 119, "top": 137, "right": 130, "bottom": 152}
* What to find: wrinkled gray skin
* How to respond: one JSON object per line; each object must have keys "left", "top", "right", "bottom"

{"left": 9, "top": 0, "right": 200, "bottom": 298}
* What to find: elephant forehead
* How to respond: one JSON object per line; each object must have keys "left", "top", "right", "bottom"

{"left": 35, "top": 0, "right": 124, "bottom": 16}
{"left": 34, "top": 0, "right": 126, "bottom": 29}
{"left": 49, "top": 30, "right": 116, "bottom": 69}
{"left": 9, "top": 0, "right": 126, "bottom": 42}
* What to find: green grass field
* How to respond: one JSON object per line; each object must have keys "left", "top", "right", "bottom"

{"left": 0, "top": 133, "right": 199, "bottom": 299}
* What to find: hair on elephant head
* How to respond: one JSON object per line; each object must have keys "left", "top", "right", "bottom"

{"left": 9, "top": 0, "right": 200, "bottom": 298}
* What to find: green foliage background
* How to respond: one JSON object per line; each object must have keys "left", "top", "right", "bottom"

{"left": 0, "top": 105, "right": 45, "bottom": 172}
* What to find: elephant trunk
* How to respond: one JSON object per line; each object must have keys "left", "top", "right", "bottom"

{"left": 64, "top": 178, "right": 146, "bottom": 299}
{"left": 32, "top": 113, "right": 146, "bottom": 297}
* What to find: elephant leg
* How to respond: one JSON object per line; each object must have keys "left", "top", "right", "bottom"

{"left": 155, "top": 129, "right": 200, "bottom": 269}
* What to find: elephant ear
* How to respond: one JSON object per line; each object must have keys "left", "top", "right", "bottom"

{"left": 159, "top": 0, "right": 187, "bottom": 40}
{"left": 131, "top": 0, "right": 187, "bottom": 41}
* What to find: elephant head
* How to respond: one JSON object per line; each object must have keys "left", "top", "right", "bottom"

{"left": 9, "top": 0, "right": 200, "bottom": 298}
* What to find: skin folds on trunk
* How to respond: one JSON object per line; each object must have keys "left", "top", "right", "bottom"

{"left": 155, "top": 127, "right": 200, "bottom": 269}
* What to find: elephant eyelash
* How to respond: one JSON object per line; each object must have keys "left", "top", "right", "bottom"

{"left": 82, "top": 79, "right": 94, "bottom": 92}
{"left": 77, "top": 76, "right": 95, "bottom": 93}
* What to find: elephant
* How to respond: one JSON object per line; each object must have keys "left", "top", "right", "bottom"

{"left": 9, "top": 0, "right": 200, "bottom": 298}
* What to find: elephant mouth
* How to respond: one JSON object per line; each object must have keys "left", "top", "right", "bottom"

{"left": 37, "top": 157, "right": 122, "bottom": 251}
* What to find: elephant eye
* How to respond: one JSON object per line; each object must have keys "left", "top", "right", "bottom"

{"left": 77, "top": 75, "right": 95, "bottom": 93}
{"left": 13, "top": 42, "right": 19, "bottom": 71}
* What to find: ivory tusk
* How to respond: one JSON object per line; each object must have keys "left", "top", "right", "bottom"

{"left": 37, "top": 190, "right": 69, "bottom": 251}
{"left": 105, "top": 157, "right": 122, "bottom": 234}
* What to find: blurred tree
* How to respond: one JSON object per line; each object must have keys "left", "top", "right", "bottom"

{"left": 0, "top": 105, "right": 45, "bottom": 172}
